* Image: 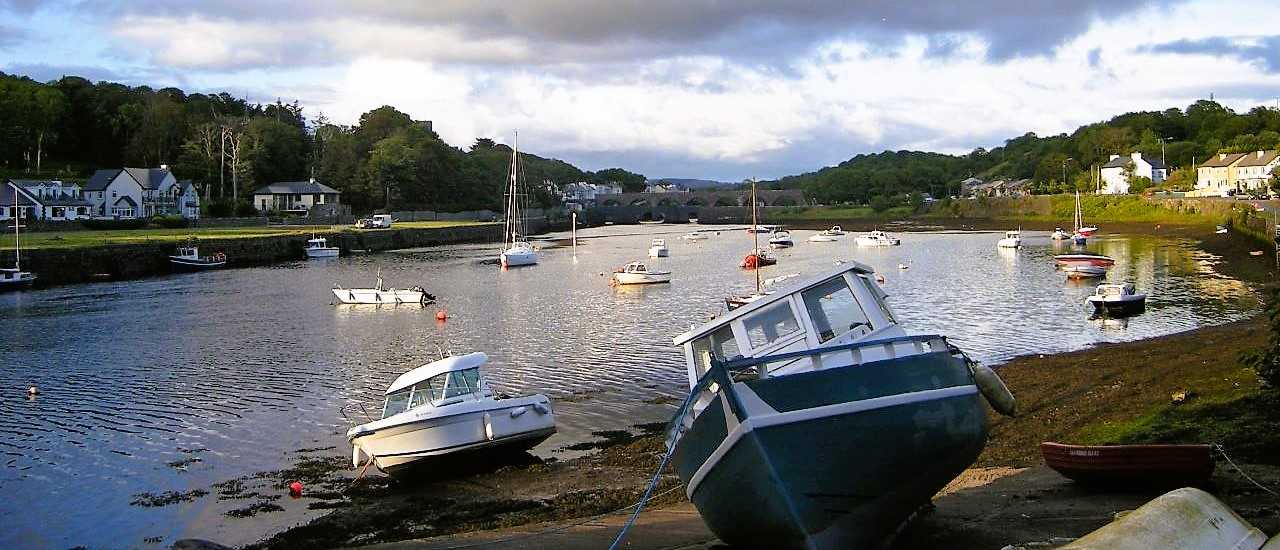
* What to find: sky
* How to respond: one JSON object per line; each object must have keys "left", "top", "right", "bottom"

{"left": 2, "top": 0, "right": 1280, "bottom": 182}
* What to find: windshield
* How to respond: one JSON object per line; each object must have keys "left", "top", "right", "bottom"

{"left": 444, "top": 368, "right": 484, "bottom": 399}
{"left": 743, "top": 301, "right": 802, "bottom": 351}
{"left": 802, "top": 275, "right": 871, "bottom": 342}
{"left": 690, "top": 325, "right": 742, "bottom": 376}
{"left": 383, "top": 389, "right": 411, "bottom": 418}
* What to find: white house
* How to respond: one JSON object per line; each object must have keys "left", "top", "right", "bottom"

{"left": 84, "top": 166, "right": 201, "bottom": 219}
{"left": 0, "top": 179, "right": 93, "bottom": 221}
{"left": 252, "top": 178, "right": 341, "bottom": 213}
{"left": 1235, "top": 150, "right": 1280, "bottom": 192}
{"left": 1099, "top": 152, "right": 1167, "bottom": 194}
{"left": 562, "top": 182, "right": 624, "bottom": 205}
{"left": 644, "top": 181, "right": 686, "bottom": 193}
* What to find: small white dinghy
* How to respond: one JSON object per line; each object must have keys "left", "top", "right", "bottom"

{"left": 1050, "top": 227, "right": 1071, "bottom": 241}
{"left": 996, "top": 230, "right": 1021, "bottom": 248}
{"left": 332, "top": 274, "right": 434, "bottom": 305}
{"left": 808, "top": 226, "right": 845, "bottom": 242}
{"left": 1064, "top": 265, "right": 1107, "bottom": 279}
{"left": 305, "top": 235, "right": 339, "bottom": 258}
{"left": 347, "top": 352, "right": 556, "bottom": 475}
{"left": 648, "top": 238, "right": 670, "bottom": 258}
{"left": 1086, "top": 282, "right": 1146, "bottom": 316}
{"left": 681, "top": 231, "right": 709, "bottom": 241}
{"left": 612, "top": 261, "right": 671, "bottom": 285}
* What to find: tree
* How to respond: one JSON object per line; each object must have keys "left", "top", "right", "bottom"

{"left": 593, "top": 168, "right": 646, "bottom": 192}
{"left": 367, "top": 131, "right": 419, "bottom": 211}
{"left": 29, "top": 86, "right": 67, "bottom": 174}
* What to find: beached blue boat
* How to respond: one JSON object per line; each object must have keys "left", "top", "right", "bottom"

{"left": 666, "top": 262, "right": 1009, "bottom": 549}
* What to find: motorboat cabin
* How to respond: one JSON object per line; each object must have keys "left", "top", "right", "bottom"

{"left": 1087, "top": 283, "right": 1147, "bottom": 317}
{"left": 347, "top": 352, "right": 556, "bottom": 474}
{"left": 613, "top": 261, "right": 671, "bottom": 285}
{"left": 648, "top": 238, "right": 670, "bottom": 258}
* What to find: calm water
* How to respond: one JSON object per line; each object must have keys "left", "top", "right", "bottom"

{"left": 0, "top": 225, "right": 1259, "bottom": 548}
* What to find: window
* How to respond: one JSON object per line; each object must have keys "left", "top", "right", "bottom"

{"left": 858, "top": 275, "right": 896, "bottom": 324}
{"left": 383, "top": 389, "right": 411, "bottom": 418}
{"left": 743, "top": 301, "right": 801, "bottom": 350}
{"left": 691, "top": 325, "right": 742, "bottom": 375}
{"left": 444, "top": 368, "right": 483, "bottom": 399}
{"left": 802, "top": 276, "right": 871, "bottom": 343}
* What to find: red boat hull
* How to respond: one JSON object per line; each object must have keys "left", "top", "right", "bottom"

{"left": 1041, "top": 442, "right": 1213, "bottom": 487}
{"left": 1054, "top": 254, "right": 1115, "bottom": 267}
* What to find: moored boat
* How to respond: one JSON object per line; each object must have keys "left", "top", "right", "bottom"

{"left": 1041, "top": 442, "right": 1212, "bottom": 487}
{"left": 498, "top": 131, "right": 538, "bottom": 268}
{"left": 1086, "top": 283, "right": 1147, "bottom": 316}
{"left": 332, "top": 274, "right": 434, "bottom": 305}
{"left": 1054, "top": 253, "right": 1115, "bottom": 267}
{"left": 169, "top": 243, "right": 226, "bottom": 270}
{"left": 1050, "top": 227, "right": 1071, "bottom": 241}
{"left": 1, "top": 198, "right": 36, "bottom": 290}
{"left": 1064, "top": 265, "right": 1107, "bottom": 279}
{"left": 767, "top": 231, "right": 794, "bottom": 248}
{"left": 740, "top": 249, "right": 777, "bottom": 269}
{"left": 648, "top": 238, "right": 670, "bottom": 258}
{"left": 667, "top": 262, "right": 1011, "bottom": 549}
{"left": 612, "top": 261, "right": 671, "bottom": 285}
{"left": 855, "top": 230, "right": 901, "bottom": 247}
{"left": 305, "top": 235, "right": 339, "bottom": 258}
{"left": 996, "top": 229, "right": 1021, "bottom": 248}
{"left": 682, "top": 231, "right": 709, "bottom": 241}
{"left": 347, "top": 352, "right": 556, "bottom": 475}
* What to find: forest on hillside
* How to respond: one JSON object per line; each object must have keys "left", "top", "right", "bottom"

{"left": 0, "top": 71, "right": 645, "bottom": 215}
{"left": 770, "top": 100, "right": 1280, "bottom": 205}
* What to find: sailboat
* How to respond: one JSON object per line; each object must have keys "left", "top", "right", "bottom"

{"left": 740, "top": 181, "right": 776, "bottom": 270}
{"left": 2, "top": 185, "right": 37, "bottom": 291}
{"left": 1072, "top": 190, "right": 1097, "bottom": 243}
{"left": 499, "top": 131, "right": 537, "bottom": 268}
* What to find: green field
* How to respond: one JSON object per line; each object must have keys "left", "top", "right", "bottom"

{"left": 3, "top": 220, "right": 488, "bottom": 251}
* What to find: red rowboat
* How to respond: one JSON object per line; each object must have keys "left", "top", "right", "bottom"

{"left": 1054, "top": 253, "right": 1115, "bottom": 267}
{"left": 1041, "top": 442, "right": 1213, "bottom": 487}
{"left": 741, "top": 251, "right": 777, "bottom": 269}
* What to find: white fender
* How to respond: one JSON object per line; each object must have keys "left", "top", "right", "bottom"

{"left": 509, "top": 406, "right": 528, "bottom": 418}
{"left": 532, "top": 402, "right": 549, "bottom": 415}
{"left": 971, "top": 363, "right": 1017, "bottom": 417}
{"left": 483, "top": 412, "right": 494, "bottom": 440}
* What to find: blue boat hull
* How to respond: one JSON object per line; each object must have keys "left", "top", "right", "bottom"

{"left": 672, "top": 351, "right": 988, "bottom": 549}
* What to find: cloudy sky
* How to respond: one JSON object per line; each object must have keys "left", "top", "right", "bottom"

{"left": 2, "top": 0, "right": 1280, "bottom": 181}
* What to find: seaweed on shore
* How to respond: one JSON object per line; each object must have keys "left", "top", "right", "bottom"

{"left": 226, "top": 500, "right": 285, "bottom": 518}
{"left": 130, "top": 489, "right": 209, "bottom": 507}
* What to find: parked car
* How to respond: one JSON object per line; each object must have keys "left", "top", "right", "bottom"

{"left": 355, "top": 214, "right": 394, "bottom": 229}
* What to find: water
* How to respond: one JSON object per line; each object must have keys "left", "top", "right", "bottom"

{"left": 0, "top": 226, "right": 1258, "bottom": 548}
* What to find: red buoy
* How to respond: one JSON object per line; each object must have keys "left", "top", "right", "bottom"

{"left": 289, "top": 481, "right": 303, "bottom": 496}
{"left": 436, "top": 310, "right": 448, "bottom": 321}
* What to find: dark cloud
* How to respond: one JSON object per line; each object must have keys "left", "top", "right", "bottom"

{"left": 55, "top": 0, "right": 1181, "bottom": 70}
{"left": 1141, "top": 35, "right": 1280, "bottom": 72}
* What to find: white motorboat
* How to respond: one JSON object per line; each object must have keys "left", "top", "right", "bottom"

{"left": 332, "top": 274, "right": 434, "bottom": 305}
{"left": 648, "top": 238, "right": 670, "bottom": 258}
{"left": 347, "top": 352, "right": 556, "bottom": 475}
{"left": 305, "top": 235, "right": 339, "bottom": 258}
{"left": 808, "top": 226, "right": 845, "bottom": 242}
{"left": 746, "top": 224, "right": 778, "bottom": 234}
{"left": 1050, "top": 227, "right": 1071, "bottom": 241}
{"left": 1064, "top": 265, "right": 1107, "bottom": 279}
{"left": 996, "top": 230, "right": 1022, "bottom": 248}
{"left": 498, "top": 131, "right": 538, "bottom": 268}
{"left": 1, "top": 196, "right": 35, "bottom": 291}
{"left": 169, "top": 243, "right": 226, "bottom": 270}
{"left": 682, "top": 232, "right": 709, "bottom": 241}
{"left": 855, "top": 230, "right": 901, "bottom": 247}
{"left": 1086, "top": 283, "right": 1147, "bottom": 316}
{"left": 725, "top": 273, "right": 800, "bottom": 310}
{"left": 612, "top": 261, "right": 671, "bottom": 285}
{"left": 768, "top": 231, "right": 794, "bottom": 248}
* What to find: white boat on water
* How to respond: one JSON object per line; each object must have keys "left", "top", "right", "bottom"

{"left": 1050, "top": 227, "right": 1071, "bottom": 241}
{"left": 808, "top": 226, "right": 845, "bottom": 242}
{"left": 997, "top": 230, "right": 1022, "bottom": 248}
{"left": 612, "top": 261, "right": 671, "bottom": 285}
{"left": 648, "top": 238, "right": 670, "bottom": 258}
{"left": 169, "top": 244, "right": 226, "bottom": 270}
{"left": 1064, "top": 265, "right": 1107, "bottom": 279}
{"left": 682, "top": 232, "right": 709, "bottom": 241}
{"left": 305, "top": 235, "right": 339, "bottom": 258}
{"left": 498, "top": 131, "right": 538, "bottom": 268}
{"left": 347, "top": 352, "right": 556, "bottom": 475}
{"left": 332, "top": 274, "right": 434, "bottom": 305}
{"left": 1087, "top": 283, "right": 1147, "bottom": 316}
{"left": 855, "top": 230, "right": 901, "bottom": 247}
{"left": 768, "top": 231, "right": 794, "bottom": 248}
{"left": 1, "top": 197, "right": 35, "bottom": 290}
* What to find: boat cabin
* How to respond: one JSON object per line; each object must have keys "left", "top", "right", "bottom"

{"left": 1095, "top": 283, "right": 1136, "bottom": 298}
{"left": 651, "top": 239, "right": 667, "bottom": 247}
{"left": 1, "top": 267, "right": 33, "bottom": 282}
{"left": 620, "top": 261, "right": 653, "bottom": 274}
{"left": 307, "top": 237, "right": 329, "bottom": 248}
{"left": 1005, "top": 230, "right": 1020, "bottom": 238}
{"left": 381, "top": 352, "right": 494, "bottom": 419}
{"left": 672, "top": 262, "right": 903, "bottom": 386}
{"left": 173, "top": 246, "right": 198, "bottom": 259}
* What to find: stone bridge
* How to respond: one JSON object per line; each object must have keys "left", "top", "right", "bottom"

{"left": 593, "top": 189, "right": 806, "bottom": 209}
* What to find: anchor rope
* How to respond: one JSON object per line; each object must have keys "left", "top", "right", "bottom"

{"left": 1213, "top": 443, "right": 1280, "bottom": 497}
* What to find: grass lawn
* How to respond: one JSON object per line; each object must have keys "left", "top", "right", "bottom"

{"left": 4, "top": 220, "right": 489, "bottom": 251}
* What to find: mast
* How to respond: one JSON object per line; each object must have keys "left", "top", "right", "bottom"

{"left": 503, "top": 131, "right": 522, "bottom": 250}
{"left": 752, "top": 180, "right": 760, "bottom": 294}
{"left": 12, "top": 184, "right": 19, "bottom": 271}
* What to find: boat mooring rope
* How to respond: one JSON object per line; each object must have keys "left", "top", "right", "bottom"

{"left": 1213, "top": 443, "right": 1280, "bottom": 497}
{"left": 607, "top": 441, "right": 680, "bottom": 550}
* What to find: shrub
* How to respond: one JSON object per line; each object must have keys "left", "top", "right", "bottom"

{"left": 82, "top": 218, "right": 148, "bottom": 230}
{"left": 234, "top": 202, "right": 260, "bottom": 217}
{"left": 205, "top": 200, "right": 234, "bottom": 218}
{"left": 1241, "top": 287, "right": 1280, "bottom": 389}
{"left": 151, "top": 215, "right": 189, "bottom": 228}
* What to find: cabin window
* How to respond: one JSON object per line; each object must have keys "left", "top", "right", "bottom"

{"left": 802, "top": 276, "right": 871, "bottom": 343}
{"left": 408, "top": 374, "right": 448, "bottom": 409}
{"left": 858, "top": 275, "right": 896, "bottom": 324}
{"left": 383, "top": 389, "right": 412, "bottom": 418}
{"left": 444, "top": 368, "right": 483, "bottom": 399}
{"left": 691, "top": 325, "right": 742, "bottom": 375}
{"left": 743, "top": 301, "right": 801, "bottom": 351}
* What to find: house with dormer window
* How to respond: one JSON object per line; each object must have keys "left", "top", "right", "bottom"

{"left": 84, "top": 165, "right": 200, "bottom": 219}
{"left": 0, "top": 179, "right": 93, "bottom": 221}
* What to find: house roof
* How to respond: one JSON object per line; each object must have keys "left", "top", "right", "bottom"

{"left": 252, "top": 180, "right": 341, "bottom": 195}
{"left": 1237, "top": 150, "right": 1280, "bottom": 167}
{"left": 178, "top": 180, "right": 197, "bottom": 195}
{"left": 1200, "top": 152, "right": 1247, "bottom": 168}
{"left": 1101, "top": 153, "right": 1165, "bottom": 170}
{"left": 113, "top": 196, "right": 138, "bottom": 207}
{"left": 123, "top": 167, "right": 174, "bottom": 190}
{"left": 0, "top": 188, "right": 38, "bottom": 207}
{"left": 5, "top": 180, "right": 92, "bottom": 206}
{"left": 85, "top": 169, "right": 122, "bottom": 191}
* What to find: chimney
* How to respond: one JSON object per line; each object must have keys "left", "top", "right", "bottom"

{"left": 160, "top": 164, "right": 169, "bottom": 171}
{"left": 1132, "top": 152, "right": 1142, "bottom": 161}
{"left": 1259, "top": 151, "right": 1266, "bottom": 158}
{"left": 309, "top": 177, "right": 316, "bottom": 184}
{"left": 1219, "top": 153, "right": 1227, "bottom": 160}
{"left": 1109, "top": 154, "right": 1119, "bottom": 160}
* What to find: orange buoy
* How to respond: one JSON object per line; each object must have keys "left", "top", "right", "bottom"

{"left": 289, "top": 481, "right": 303, "bottom": 496}
{"left": 436, "top": 310, "right": 448, "bottom": 321}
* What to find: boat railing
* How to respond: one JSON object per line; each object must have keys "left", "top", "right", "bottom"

{"left": 666, "top": 334, "right": 952, "bottom": 450}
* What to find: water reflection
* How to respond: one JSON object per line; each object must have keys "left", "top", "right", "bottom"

{"left": 0, "top": 226, "right": 1258, "bottom": 548}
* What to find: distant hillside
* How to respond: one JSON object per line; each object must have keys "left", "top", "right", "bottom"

{"left": 652, "top": 178, "right": 734, "bottom": 190}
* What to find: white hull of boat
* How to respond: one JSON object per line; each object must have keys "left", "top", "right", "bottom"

{"left": 648, "top": 247, "right": 669, "bottom": 258}
{"left": 169, "top": 257, "right": 226, "bottom": 270}
{"left": 500, "top": 247, "right": 538, "bottom": 267}
{"left": 808, "top": 234, "right": 840, "bottom": 242}
{"left": 682, "top": 233, "right": 708, "bottom": 241}
{"left": 333, "top": 288, "right": 428, "bottom": 305}
{"left": 350, "top": 395, "right": 556, "bottom": 472}
{"left": 0, "top": 274, "right": 36, "bottom": 290}
{"left": 855, "top": 237, "right": 900, "bottom": 247}
{"left": 614, "top": 271, "right": 672, "bottom": 285}
{"left": 1064, "top": 266, "right": 1107, "bottom": 279}
{"left": 996, "top": 238, "right": 1021, "bottom": 248}
{"left": 306, "top": 247, "right": 340, "bottom": 258}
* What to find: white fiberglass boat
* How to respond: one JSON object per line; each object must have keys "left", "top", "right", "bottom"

{"left": 305, "top": 235, "right": 339, "bottom": 258}
{"left": 498, "top": 131, "right": 538, "bottom": 268}
{"left": 768, "top": 231, "right": 794, "bottom": 248}
{"left": 1064, "top": 265, "right": 1107, "bottom": 279}
{"left": 855, "top": 230, "right": 900, "bottom": 247}
{"left": 332, "top": 274, "right": 434, "bottom": 305}
{"left": 612, "top": 261, "right": 671, "bottom": 285}
{"left": 1050, "top": 227, "right": 1071, "bottom": 241}
{"left": 682, "top": 231, "right": 709, "bottom": 241}
{"left": 1, "top": 200, "right": 35, "bottom": 290}
{"left": 347, "top": 352, "right": 556, "bottom": 475}
{"left": 169, "top": 244, "right": 226, "bottom": 270}
{"left": 648, "top": 238, "right": 670, "bottom": 258}
{"left": 1086, "top": 283, "right": 1147, "bottom": 316}
{"left": 808, "top": 226, "right": 845, "bottom": 242}
{"left": 996, "top": 230, "right": 1021, "bottom": 248}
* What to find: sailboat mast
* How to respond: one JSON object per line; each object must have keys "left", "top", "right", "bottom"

{"left": 12, "top": 184, "right": 19, "bottom": 271}
{"left": 504, "top": 132, "right": 520, "bottom": 250}
{"left": 752, "top": 180, "right": 760, "bottom": 294}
